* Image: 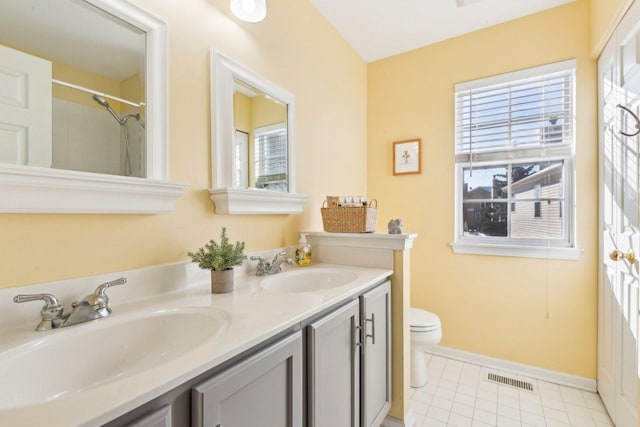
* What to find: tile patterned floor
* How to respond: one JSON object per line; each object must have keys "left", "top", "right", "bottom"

{"left": 410, "top": 353, "right": 614, "bottom": 427}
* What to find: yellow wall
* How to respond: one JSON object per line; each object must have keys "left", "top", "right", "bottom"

{"left": 251, "top": 95, "right": 287, "bottom": 128}
{"left": 590, "top": 0, "right": 634, "bottom": 57}
{"left": 120, "top": 73, "right": 144, "bottom": 112}
{"left": 233, "top": 92, "right": 251, "bottom": 132}
{"left": 368, "top": 0, "right": 598, "bottom": 378}
{"left": 0, "top": 0, "right": 367, "bottom": 288}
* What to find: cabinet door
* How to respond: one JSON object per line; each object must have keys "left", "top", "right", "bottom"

{"left": 308, "top": 299, "right": 361, "bottom": 427}
{"left": 360, "top": 281, "right": 391, "bottom": 427}
{"left": 192, "top": 331, "right": 303, "bottom": 427}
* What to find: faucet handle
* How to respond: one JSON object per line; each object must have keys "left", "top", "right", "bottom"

{"left": 250, "top": 256, "right": 269, "bottom": 276}
{"left": 271, "top": 251, "right": 288, "bottom": 263}
{"left": 250, "top": 256, "right": 268, "bottom": 268}
{"left": 13, "top": 293, "right": 64, "bottom": 331}
{"left": 14, "top": 293, "right": 61, "bottom": 307}
{"left": 94, "top": 277, "right": 126, "bottom": 302}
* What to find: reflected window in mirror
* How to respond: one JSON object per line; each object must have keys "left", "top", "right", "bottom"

{"left": 254, "top": 123, "right": 287, "bottom": 192}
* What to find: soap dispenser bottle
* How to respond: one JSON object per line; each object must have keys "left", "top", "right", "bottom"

{"left": 295, "top": 234, "right": 312, "bottom": 266}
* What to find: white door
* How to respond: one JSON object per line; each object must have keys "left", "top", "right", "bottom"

{"left": 0, "top": 45, "right": 52, "bottom": 167}
{"left": 598, "top": 4, "right": 640, "bottom": 426}
{"left": 234, "top": 129, "right": 249, "bottom": 187}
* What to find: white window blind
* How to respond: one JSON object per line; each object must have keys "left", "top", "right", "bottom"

{"left": 254, "top": 123, "right": 288, "bottom": 191}
{"left": 455, "top": 60, "right": 575, "bottom": 164}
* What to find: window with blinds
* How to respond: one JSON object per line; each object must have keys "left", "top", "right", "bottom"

{"left": 453, "top": 60, "right": 576, "bottom": 254}
{"left": 455, "top": 60, "right": 575, "bottom": 162}
{"left": 254, "top": 123, "right": 288, "bottom": 192}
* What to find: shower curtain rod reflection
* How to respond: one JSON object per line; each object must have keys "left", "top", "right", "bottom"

{"left": 52, "top": 78, "right": 143, "bottom": 108}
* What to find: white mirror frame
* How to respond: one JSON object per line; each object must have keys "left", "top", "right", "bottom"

{"left": 209, "top": 51, "right": 309, "bottom": 214}
{"left": 0, "top": 0, "right": 187, "bottom": 214}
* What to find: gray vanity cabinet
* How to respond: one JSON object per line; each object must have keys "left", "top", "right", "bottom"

{"left": 308, "top": 299, "right": 362, "bottom": 427}
{"left": 192, "top": 331, "right": 303, "bottom": 427}
{"left": 308, "top": 281, "right": 391, "bottom": 427}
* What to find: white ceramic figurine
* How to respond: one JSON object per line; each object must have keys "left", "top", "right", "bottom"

{"left": 387, "top": 218, "right": 403, "bottom": 234}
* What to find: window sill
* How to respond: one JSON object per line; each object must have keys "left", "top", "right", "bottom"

{"left": 450, "top": 241, "right": 582, "bottom": 260}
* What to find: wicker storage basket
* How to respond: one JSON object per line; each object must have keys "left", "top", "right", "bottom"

{"left": 321, "top": 199, "right": 377, "bottom": 233}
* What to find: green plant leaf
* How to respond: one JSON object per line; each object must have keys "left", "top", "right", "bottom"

{"left": 188, "top": 227, "right": 246, "bottom": 271}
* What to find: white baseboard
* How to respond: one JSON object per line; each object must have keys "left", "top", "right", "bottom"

{"left": 382, "top": 410, "right": 415, "bottom": 427}
{"left": 427, "top": 345, "right": 597, "bottom": 393}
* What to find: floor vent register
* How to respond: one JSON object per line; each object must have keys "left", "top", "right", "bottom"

{"left": 486, "top": 372, "right": 534, "bottom": 392}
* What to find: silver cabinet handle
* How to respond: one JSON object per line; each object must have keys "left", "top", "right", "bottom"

{"left": 366, "top": 313, "right": 375, "bottom": 344}
{"left": 353, "top": 323, "right": 362, "bottom": 351}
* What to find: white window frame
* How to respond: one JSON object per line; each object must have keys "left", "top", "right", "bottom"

{"left": 451, "top": 60, "right": 582, "bottom": 260}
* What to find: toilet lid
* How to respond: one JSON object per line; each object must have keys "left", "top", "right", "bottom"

{"left": 410, "top": 308, "right": 441, "bottom": 331}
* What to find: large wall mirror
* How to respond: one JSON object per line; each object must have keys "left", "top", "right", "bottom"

{"left": 0, "top": 0, "right": 186, "bottom": 214}
{"left": 210, "top": 51, "right": 308, "bottom": 214}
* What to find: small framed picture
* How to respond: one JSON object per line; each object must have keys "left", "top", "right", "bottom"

{"left": 393, "top": 139, "right": 421, "bottom": 175}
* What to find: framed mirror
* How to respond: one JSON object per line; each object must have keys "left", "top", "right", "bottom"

{"left": 0, "top": 0, "right": 186, "bottom": 214}
{"left": 210, "top": 51, "right": 308, "bottom": 214}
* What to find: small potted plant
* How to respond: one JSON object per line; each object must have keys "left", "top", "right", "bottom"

{"left": 188, "top": 227, "right": 246, "bottom": 293}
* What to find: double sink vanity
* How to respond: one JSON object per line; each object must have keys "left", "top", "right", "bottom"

{"left": 0, "top": 261, "right": 393, "bottom": 426}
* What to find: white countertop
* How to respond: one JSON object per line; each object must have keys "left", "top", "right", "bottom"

{"left": 0, "top": 263, "right": 392, "bottom": 427}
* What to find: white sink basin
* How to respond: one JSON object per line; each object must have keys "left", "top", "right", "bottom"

{"left": 0, "top": 307, "right": 229, "bottom": 409}
{"left": 260, "top": 268, "right": 358, "bottom": 292}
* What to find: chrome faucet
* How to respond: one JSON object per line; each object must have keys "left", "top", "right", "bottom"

{"left": 250, "top": 251, "right": 294, "bottom": 276}
{"left": 12, "top": 293, "right": 64, "bottom": 331}
{"left": 13, "top": 277, "right": 126, "bottom": 331}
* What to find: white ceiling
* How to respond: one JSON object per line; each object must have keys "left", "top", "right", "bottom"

{"left": 0, "top": 0, "right": 144, "bottom": 81}
{"left": 308, "top": 0, "right": 576, "bottom": 62}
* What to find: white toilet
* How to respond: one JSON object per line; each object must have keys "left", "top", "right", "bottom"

{"left": 410, "top": 307, "right": 442, "bottom": 388}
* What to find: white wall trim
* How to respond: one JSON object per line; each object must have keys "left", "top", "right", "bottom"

{"left": 209, "top": 188, "right": 309, "bottom": 214}
{"left": 427, "top": 345, "right": 597, "bottom": 392}
{"left": 382, "top": 410, "right": 415, "bottom": 427}
{"left": 307, "top": 232, "right": 418, "bottom": 251}
{"left": 0, "top": 165, "right": 188, "bottom": 214}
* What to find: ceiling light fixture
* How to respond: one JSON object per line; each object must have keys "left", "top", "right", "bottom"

{"left": 230, "top": 0, "right": 266, "bottom": 23}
